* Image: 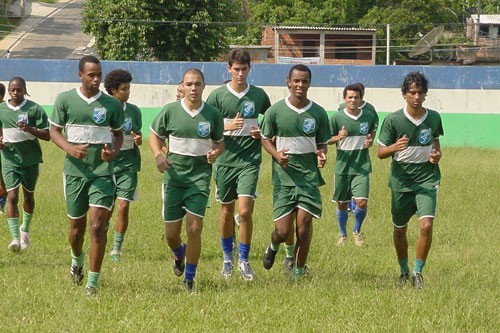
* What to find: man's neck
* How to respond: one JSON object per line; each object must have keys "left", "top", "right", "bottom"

{"left": 184, "top": 99, "right": 202, "bottom": 112}
{"left": 406, "top": 105, "right": 425, "bottom": 120}
{"left": 230, "top": 81, "right": 248, "bottom": 94}
{"left": 288, "top": 96, "right": 309, "bottom": 109}
{"left": 79, "top": 86, "right": 99, "bottom": 99}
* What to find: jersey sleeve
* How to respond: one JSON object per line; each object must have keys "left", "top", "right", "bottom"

{"left": 260, "top": 91, "right": 271, "bottom": 115}
{"left": 132, "top": 104, "right": 142, "bottom": 133}
{"left": 260, "top": 107, "right": 276, "bottom": 139}
{"left": 329, "top": 112, "right": 339, "bottom": 136}
{"left": 34, "top": 104, "right": 49, "bottom": 130}
{"left": 109, "top": 100, "right": 124, "bottom": 131}
{"left": 150, "top": 106, "right": 168, "bottom": 140}
{"left": 211, "top": 109, "right": 224, "bottom": 142}
{"left": 433, "top": 113, "right": 444, "bottom": 138}
{"left": 377, "top": 115, "right": 396, "bottom": 146}
{"left": 316, "top": 108, "right": 331, "bottom": 145}
{"left": 50, "top": 93, "right": 68, "bottom": 127}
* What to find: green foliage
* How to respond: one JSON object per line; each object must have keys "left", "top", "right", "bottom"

{"left": 0, "top": 143, "right": 498, "bottom": 331}
{"left": 81, "top": 0, "right": 241, "bottom": 61}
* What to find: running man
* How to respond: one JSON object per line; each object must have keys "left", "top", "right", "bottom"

{"left": 260, "top": 64, "right": 330, "bottom": 281}
{"left": 104, "top": 69, "right": 142, "bottom": 262}
{"left": 50, "top": 55, "right": 124, "bottom": 296}
{"left": 0, "top": 77, "right": 50, "bottom": 252}
{"left": 0, "top": 83, "right": 7, "bottom": 213}
{"left": 328, "top": 84, "right": 377, "bottom": 247}
{"left": 377, "top": 72, "right": 443, "bottom": 290}
{"left": 149, "top": 68, "right": 224, "bottom": 293}
{"left": 206, "top": 49, "right": 271, "bottom": 281}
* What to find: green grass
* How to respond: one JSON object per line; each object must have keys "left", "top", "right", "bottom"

{"left": 0, "top": 144, "right": 498, "bottom": 332}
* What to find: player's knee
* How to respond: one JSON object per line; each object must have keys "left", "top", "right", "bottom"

{"left": 355, "top": 199, "right": 368, "bottom": 209}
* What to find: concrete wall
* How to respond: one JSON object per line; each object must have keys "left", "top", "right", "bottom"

{"left": 1, "top": 59, "right": 499, "bottom": 147}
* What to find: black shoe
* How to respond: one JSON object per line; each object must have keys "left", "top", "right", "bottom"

{"left": 183, "top": 280, "right": 195, "bottom": 294}
{"left": 398, "top": 273, "right": 409, "bottom": 287}
{"left": 412, "top": 272, "right": 424, "bottom": 290}
{"left": 70, "top": 264, "right": 84, "bottom": 286}
{"left": 262, "top": 245, "right": 277, "bottom": 270}
{"left": 172, "top": 244, "right": 186, "bottom": 277}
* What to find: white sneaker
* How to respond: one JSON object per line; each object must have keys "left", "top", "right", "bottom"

{"left": 238, "top": 261, "right": 254, "bottom": 281}
{"left": 8, "top": 239, "right": 20, "bottom": 253}
{"left": 20, "top": 230, "right": 31, "bottom": 250}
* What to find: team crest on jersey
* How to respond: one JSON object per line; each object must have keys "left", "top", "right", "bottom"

{"left": 17, "top": 113, "right": 28, "bottom": 125}
{"left": 359, "top": 122, "right": 369, "bottom": 135}
{"left": 123, "top": 117, "right": 132, "bottom": 132}
{"left": 242, "top": 101, "right": 255, "bottom": 117}
{"left": 419, "top": 128, "right": 432, "bottom": 144}
{"left": 197, "top": 122, "right": 211, "bottom": 138}
{"left": 93, "top": 107, "right": 107, "bottom": 124}
{"left": 303, "top": 118, "right": 316, "bottom": 134}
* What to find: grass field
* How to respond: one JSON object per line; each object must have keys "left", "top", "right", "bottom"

{"left": 0, "top": 143, "right": 498, "bottom": 332}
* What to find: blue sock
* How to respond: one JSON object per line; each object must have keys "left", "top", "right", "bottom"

{"left": 172, "top": 243, "right": 185, "bottom": 260}
{"left": 221, "top": 236, "right": 234, "bottom": 262}
{"left": 399, "top": 258, "right": 409, "bottom": 274}
{"left": 353, "top": 206, "right": 367, "bottom": 233}
{"left": 238, "top": 242, "right": 251, "bottom": 262}
{"left": 336, "top": 209, "right": 348, "bottom": 237}
{"left": 184, "top": 263, "right": 197, "bottom": 281}
{"left": 414, "top": 259, "right": 426, "bottom": 274}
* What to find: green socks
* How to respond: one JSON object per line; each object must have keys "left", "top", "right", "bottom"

{"left": 20, "top": 211, "right": 33, "bottom": 232}
{"left": 87, "top": 271, "right": 100, "bottom": 289}
{"left": 285, "top": 243, "right": 295, "bottom": 258}
{"left": 7, "top": 218, "right": 20, "bottom": 241}
{"left": 398, "top": 258, "right": 409, "bottom": 274}
{"left": 71, "top": 250, "right": 85, "bottom": 267}
{"left": 270, "top": 242, "right": 280, "bottom": 252}
{"left": 113, "top": 232, "right": 124, "bottom": 251}
{"left": 414, "top": 259, "right": 426, "bottom": 274}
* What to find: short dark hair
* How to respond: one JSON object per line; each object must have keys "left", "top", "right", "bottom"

{"left": 183, "top": 68, "right": 205, "bottom": 83}
{"left": 9, "top": 76, "right": 29, "bottom": 96}
{"left": 0, "top": 83, "right": 5, "bottom": 99}
{"left": 354, "top": 82, "right": 365, "bottom": 98}
{"left": 79, "top": 55, "right": 100, "bottom": 72}
{"left": 287, "top": 64, "right": 312, "bottom": 82}
{"left": 401, "top": 72, "right": 428, "bottom": 95}
{"left": 104, "top": 69, "right": 133, "bottom": 95}
{"left": 228, "top": 49, "right": 251, "bottom": 66}
{"left": 343, "top": 84, "right": 363, "bottom": 99}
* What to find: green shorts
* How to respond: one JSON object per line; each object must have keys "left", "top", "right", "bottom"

{"left": 332, "top": 174, "right": 370, "bottom": 203}
{"left": 391, "top": 187, "right": 439, "bottom": 227}
{"left": 162, "top": 183, "right": 209, "bottom": 222}
{"left": 64, "top": 174, "right": 116, "bottom": 219}
{"left": 115, "top": 170, "right": 138, "bottom": 201}
{"left": 215, "top": 164, "right": 259, "bottom": 204}
{"left": 273, "top": 186, "right": 322, "bottom": 221}
{"left": 2, "top": 164, "right": 39, "bottom": 192}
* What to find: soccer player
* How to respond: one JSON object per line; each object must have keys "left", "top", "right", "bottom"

{"left": 0, "top": 83, "right": 7, "bottom": 213}
{"left": 377, "top": 72, "right": 443, "bottom": 290}
{"left": 50, "top": 56, "right": 124, "bottom": 296}
{"left": 206, "top": 49, "right": 271, "bottom": 281}
{"left": 104, "top": 69, "right": 142, "bottom": 262}
{"left": 338, "top": 83, "right": 378, "bottom": 212}
{"left": 328, "top": 84, "right": 377, "bottom": 247}
{"left": 149, "top": 68, "right": 224, "bottom": 293}
{"left": 260, "top": 64, "right": 330, "bottom": 281}
{"left": 0, "top": 77, "right": 50, "bottom": 252}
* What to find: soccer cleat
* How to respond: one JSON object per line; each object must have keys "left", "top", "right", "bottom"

{"left": 291, "top": 266, "right": 307, "bottom": 282}
{"left": 336, "top": 235, "right": 347, "bottom": 246}
{"left": 283, "top": 257, "right": 295, "bottom": 273}
{"left": 398, "top": 273, "right": 410, "bottom": 287}
{"left": 172, "top": 244, "right": 186, "bottom": 277}
{"left": 8, "top": 239, "right": 20, "bottom": 253}
{"left": 70, "top": 264, "right": 84, "bottom": 286}
{"left": 412, "top": 272, "right": 424, "bottom": 290}
{"left": 183, "top": 280, "right": 195, "bottom": 294}
{"left": 262, "top": 245, "right": 277, "bottom": 270}
{"left": 238, "top": 261, "right": 254, "bottom": 281}
{"left": 110, "top": 249, "right": 121, "bottom": 262}
{"left": 86, "top": 286, "right": 97, "bottom": 297}
{"left": 221, "top": 261, "right": 234, "bottom": 279}
{"left": 20, "top": 230, "right": 31, "bottom": 250}
{"left": 353, "top": 232, "right": 364, "bottom": 247}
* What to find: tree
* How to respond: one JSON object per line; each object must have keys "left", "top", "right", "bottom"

{"left": 81, "top": 0, "right": 242, "bottom": 61}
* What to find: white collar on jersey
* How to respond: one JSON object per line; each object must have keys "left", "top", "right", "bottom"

{"left": 6, "top": 99, "right": 27, "bottom": 111}
{"left": 77, "top": 87, "right": 102, "bottom": 105}
{"left": 181, "top": 98, "right": 204, "bottom": 118}
{"left": 403, "top": 106, "right": 428, "bottom": 126}
{"left": 226, "top": 82, "right": 250, "bottom": 99}
{"left": 285, "top": 96, "right": 312, "bottom": 114}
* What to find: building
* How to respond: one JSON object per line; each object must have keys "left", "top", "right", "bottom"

{"left": 261, "top": 26, "right": 377, "bottom": 65}
{"left": 458, "top": 14, "right": 500, "bottom": 64}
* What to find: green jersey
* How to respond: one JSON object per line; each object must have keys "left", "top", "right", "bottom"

{"left": 330, "top": 109, "right": 377, "bottom": 175}
{"left": 50, "top": 88, "right": 124, "bottom": 177}
{"left": 206, "top": 83, "right": 271, "bottom": 166}
{"left": 0, "top": 99, "right": 48, "bottom": 167}
{"left": 114, "top": 102, "right": 142, "bottom": 173}
{"left": 150, "top": 100, "right": 224, "bottom": 188}
{"left": 378, "top": 107, "right": 444, "bottom": 192}
{"left": 261, "top": 98, "right": 330, "bottom": 187}
{"left": 338, "top": 101, "right": 379, "bottom": 126}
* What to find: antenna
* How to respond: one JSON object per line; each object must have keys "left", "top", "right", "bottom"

{"left": 408, "top": 25, "right": 445, "bottom": 58}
